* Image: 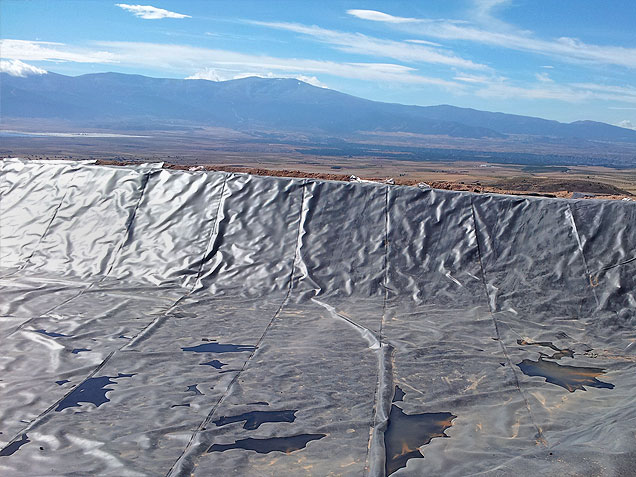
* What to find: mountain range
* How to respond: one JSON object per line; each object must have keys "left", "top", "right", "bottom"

{"left": 2, "top": 71, "right": 636, "bottom": 144}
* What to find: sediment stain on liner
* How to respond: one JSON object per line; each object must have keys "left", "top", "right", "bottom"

{"left": 214, "top": 410, "right": 297, "bottom": 430}
{"left": 384, "top": 404, "right": 456, "bottom": 475}
{"left": 55, "top": 373, "right": 135, "bottom": 411}
{"left": 181, "top": 341, "right": 256, "bottom": 353}
{"left": 0, "top": 434, "right": 30, "bottom": 457}
{"left": 517, "top": 358, "right": 614, "bottom": 392}
{"left": 208, "top": 434, "right": 326, "bottom": 454}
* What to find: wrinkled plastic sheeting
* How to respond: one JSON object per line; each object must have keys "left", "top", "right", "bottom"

{"left": 0, "top": 158, "right": 635, "bottom": 476}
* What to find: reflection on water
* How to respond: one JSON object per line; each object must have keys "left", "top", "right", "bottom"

{"left": 385, "top": 402, "right": 455, "bottom": 475}
{"left": 56, "top": 373, "right": 134, "bottom": 411}
{"left": 214, "top": 410, "right": 297, "bottom": 430}
{"left": 393, "top": 385, "right": 405, "bottom": 402}
{"left": 0, "top": 434, "right": 29, "bottom": 457}
{"left": 182, "top": 340, "right": 256, "bottom": 353}
{"left": 517, "top": 358, "right": 614, "bottom": 392}
{"left": 186, "top": 384, "right": 203, "bottom": 395}
{"left": 200, "top": 359, "right": 227, "bottom": 369}
{"left": 208, "top": 434, "right": 325, "bottom": 454}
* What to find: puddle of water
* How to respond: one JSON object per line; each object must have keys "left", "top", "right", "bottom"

{"left": 248, "top": 401, "right": 269, "bottom": 406}
{"left": 186, "top": 384, "right": 203, "bottom": 395}
{"left": 34, "top": 329, "right": 67, "bottom": 338}
{"left": 182, "top": 341, "right": 256, "bottom": 353}
{"left": 393, "top": 385, "right": 405, "bottom": 403}
{"left": 71, "top": 348, "right": 91, "bottom": 354}
{"left": 517, "top": 358, "right": 614, "bottom": 392}
{"left": 214, "top": 410, "right": 297, "bottom": 430}
{"left": 208, "top": 434, "right": 325, "bottom": 454}
{"left": 56, "top": 380, "right": 70, "bottom": 385}
{"left": 56, "top": 373, "right": 134, "bottom": 411}
{"left": 172, "top": 404, "right": 191, "bottom": 408}
{"left": 385, "top": 405, "right": 456, "bottom": 475}
{"left": 200, "top": 360, "right": 227, "bottom": 369}
{"left": 517, "top": 339, "right": 574, "bottom": 360}
{"left": 0, "top": 434, "right": 30, "bottom": 457}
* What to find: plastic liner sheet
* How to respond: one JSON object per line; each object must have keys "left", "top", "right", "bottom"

{"left": 0, "top": 159, "right": 634, "bottom": 476}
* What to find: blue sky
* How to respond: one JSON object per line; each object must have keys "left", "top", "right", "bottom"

{"left": 1, "top": 1, "right": 636, "bottom": 127}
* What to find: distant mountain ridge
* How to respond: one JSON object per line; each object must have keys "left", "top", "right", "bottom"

{"left": 2, "top": 71, "right": 636, "bottom": 144}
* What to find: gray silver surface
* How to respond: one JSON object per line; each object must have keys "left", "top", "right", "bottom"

{"left": 0, "top": 158, "right": 634, "bottom": 476}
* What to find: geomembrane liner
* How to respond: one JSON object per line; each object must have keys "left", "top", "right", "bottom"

{"left": 0, "top": 158, "right": 634, "bottom": 476}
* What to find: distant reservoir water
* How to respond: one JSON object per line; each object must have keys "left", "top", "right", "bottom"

{"left": 0, "top": 130, "right": 150, "bottom": 138}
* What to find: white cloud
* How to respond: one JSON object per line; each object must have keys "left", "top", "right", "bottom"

{"left": 571, "top": 82, "right": 636, "bottom": 97}
{"left": 250, "top": 21, "right": 488, "bottom": 70}
{"left": 347, "top": 9, "right": 636, "bottom": 69}
{"left": 453, "top": 73, "right": 502, "bottom": 84}
{"left": 116, "top": 4, "right": 190, "bottom": 20}
{"left": 469, "top": 0, "right": 515, "bottom": 31}
{"left": 474, "top": 80, "right": 636, "bottom": 104}
{"left": 430, "top": 26, "right": 636, "bottom": 69}
{"left": 404, "top": 39, "right": 443, "bottom": 47}
{"left": 617, "top": 120, "right": 636, "bottom": 130}
{"left": 0, "top": 39, "right": 117, "bottom": 63}
{"left": 346, "top": 9, "right": 418, "bottom": 24}
{"left": 450, "top": 70, "right": 636, "bottom": 104}
{"left": 187, "top": 68, "right": 228, "bottom": 82}
{"left": 475, "top": 82, "right": 587, "bottom": 102}
{"left": 0, "top": 59, "right": 47, "bottom": 77}
{"left": 186, "top": 68, "right": 328, "bottom": 88}
{"left": 535, "top": 72, "right": 553, "bottom": 83}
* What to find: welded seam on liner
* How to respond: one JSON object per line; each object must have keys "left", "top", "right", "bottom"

{"left": 469, "top": 196, "right": 547, "bottom": 446}
{"left": 594, "top": 255, "right": 636, "bottom": 273}
{"left": 364, "top": 185, "right": 392, "bottom": 477}
{"left": 165, "top": 180, "right": 308, "bottom": 477}
{"left": 102, "top": 170, "right": 153, "bottom": 277}
{"left": 566, "top": 203, "right": 600, "bottom": 308}
{"left": 188, "top": 172, "right": 229, "bottom": 292}
{"left": 311, "top": 298, "right": 380, "bottom": 349}
{"left": 381, "top": 186, "right": 390, "bottom": 353}
{"left": 488, "top": 197, "right": 513, "bottom": 262}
